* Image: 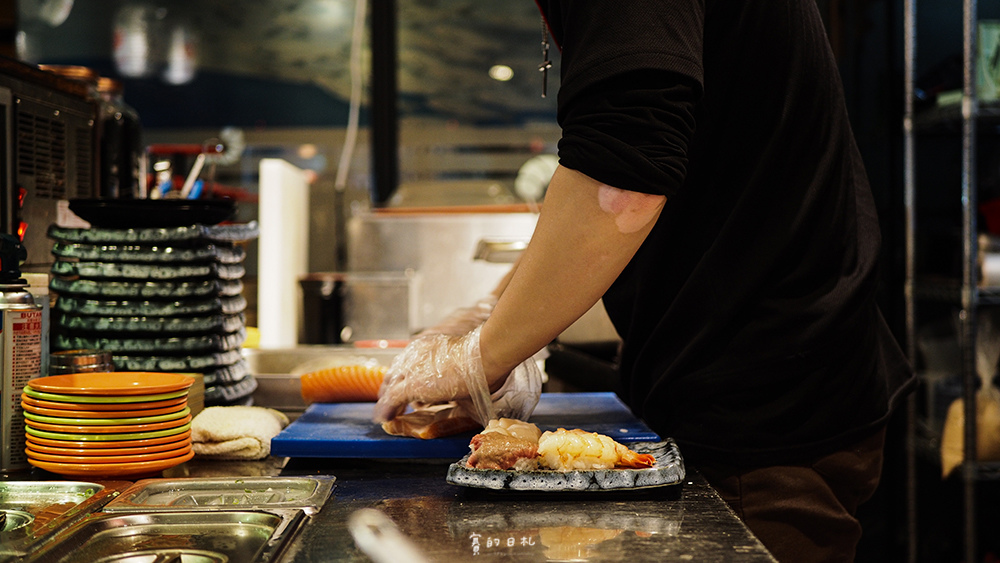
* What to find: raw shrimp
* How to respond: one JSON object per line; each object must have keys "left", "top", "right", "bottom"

{"left": 537, "top": 428, "right": 655, "bottom": 470}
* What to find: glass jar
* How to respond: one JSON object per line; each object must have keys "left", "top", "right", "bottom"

{"left": 96, "top": 77, "right": 144, "bottom": 199}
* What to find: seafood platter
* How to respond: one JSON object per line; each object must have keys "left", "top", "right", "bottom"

{"left": 446, "top": 418, "right": 685, "bottom": 492}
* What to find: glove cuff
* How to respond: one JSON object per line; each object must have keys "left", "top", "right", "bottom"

{"left": 457, "top": 325, "right": 496, "bottom": 426}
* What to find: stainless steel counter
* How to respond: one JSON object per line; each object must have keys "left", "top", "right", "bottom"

{"left": 165, "top": 456, "right": 777, "bottom": 562}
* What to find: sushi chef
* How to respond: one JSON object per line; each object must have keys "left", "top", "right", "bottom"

{"left": 375, "top": 1, "right": 916, "bottom": 561}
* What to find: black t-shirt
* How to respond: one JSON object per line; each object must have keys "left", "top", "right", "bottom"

{"left": 538, "top": 0, "right": 915, "bottom": 466}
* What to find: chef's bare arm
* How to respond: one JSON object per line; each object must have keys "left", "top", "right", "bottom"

{"left": 480, "top": 165, "right": 665, "bottom": 388}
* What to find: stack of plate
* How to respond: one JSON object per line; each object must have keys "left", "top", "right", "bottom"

{"left": 21, "top": 372, "right": 196, "bottom": 478}
{"left": 47, "top": 219, "right": 260, "bottom": 407}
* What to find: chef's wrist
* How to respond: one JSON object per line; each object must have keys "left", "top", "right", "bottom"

{"left": 478, "top": 325, "right": 517, "bottom": 393}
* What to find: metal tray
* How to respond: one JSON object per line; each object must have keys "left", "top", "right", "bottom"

{"left": 23, "top": 509, "right": 305, "bottom": 563}
{"left": 103, "top": 476, "right": 335, "bottom": 515}
{"left": 0, "top": 481, "right": 125, "bottom": 562}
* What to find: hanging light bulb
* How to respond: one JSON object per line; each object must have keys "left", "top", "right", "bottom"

{"left": 162, "top": 23, "right": 198, "bottom": 85}
{"left": 112, "top": 4, "right": 163, "bottom": 78}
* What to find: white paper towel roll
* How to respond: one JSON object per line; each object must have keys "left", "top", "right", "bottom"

{"left": 258, "top": 159, "right": 310, "bottom": 348}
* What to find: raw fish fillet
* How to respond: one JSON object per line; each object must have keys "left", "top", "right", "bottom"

{"left": 300, "top": 365, "right": 387, "bottom": 403}
{"left": 380, "top": 402, "right": 481, "bottom": 439}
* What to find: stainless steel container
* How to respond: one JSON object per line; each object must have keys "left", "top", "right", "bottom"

{"left": 346, "top": 211, "right": 538, "bottom": 330}
{"left": 298, "top": 271, "right": 417, "bottom": 344}
{"left": 48, "top": 349, "right": 114, "bottom": 376}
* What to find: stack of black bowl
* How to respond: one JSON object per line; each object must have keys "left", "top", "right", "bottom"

{"left": 47, "top": 199, "right": 260, "bottom": 407}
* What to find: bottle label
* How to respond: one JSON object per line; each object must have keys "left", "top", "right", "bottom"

{"left": 1, "top": 308, "right": 43, "bottom": 472}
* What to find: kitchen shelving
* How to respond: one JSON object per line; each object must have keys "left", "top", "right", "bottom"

{"left": 903, "top": 0, "right": 997, "bottom": 561}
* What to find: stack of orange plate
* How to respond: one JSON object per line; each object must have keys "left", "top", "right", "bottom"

{"left": 21, "top": 372, "right": 195, "bottom": 478}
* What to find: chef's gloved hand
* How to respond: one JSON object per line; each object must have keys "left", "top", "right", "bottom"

{"left": 373, "top": 324, "right": 543, "bottom": 426}
{"left": 417, "top": 296, "right": 497, "bottom": 337}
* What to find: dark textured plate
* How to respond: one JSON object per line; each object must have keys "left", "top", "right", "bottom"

{"left": 202, "top": 359, "right": 250, "bottom": 386}
{"left": 51, "top": 260, "right": 246, "bottom": 281}
{"left": 51, "top": 242, "right": 245, "bottom": 264}
{"left": 54, "top": 328, "right": 246, "bottom": 354}
{"left": 446, "top": 439, "right": 685, "bottom": 492}
{"left": 204, "top": 376, "right": 258, "bottom": 405}
{"left": 55, "top": 312, "right": 245, "bottom": 334}
{"left": 50, "top": 277, "right": 243, "bottom": 299}
{"left": 54, "top": 295, "right": 247, "bottom": 317}
{"left": 47, "top": 222, "right": 259, "bottom": 245}
{"left": 69, "top": 199, "right": 236, "bottom": 229}
{"left": 111, "top": 350, "right": 244, "bottom": 372}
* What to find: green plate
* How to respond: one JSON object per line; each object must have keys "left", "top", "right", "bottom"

{"left": 25, "top": 422, "right": 192, "bottom": 442}
{"left": 23, "top": 386, "right": 188, "bottom": 404}
{"left": 23, "top": 406, "right": 191, "bottom": 426}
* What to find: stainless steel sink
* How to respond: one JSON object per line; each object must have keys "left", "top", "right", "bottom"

{"left": 0, "top": 481, "right": 124, "bottom": 562}
{"left": 103, "top": 476, "right": 335, "bottom": 516}
{"left": 245, "top": 345, "right": 400, "bottom": 419}
{"left": 23, "top": 509, "right": 306, "bottom": 563}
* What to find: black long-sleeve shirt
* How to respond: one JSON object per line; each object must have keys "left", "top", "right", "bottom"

{"left": 537, "top": 0, "right": 914, "bottom": 466}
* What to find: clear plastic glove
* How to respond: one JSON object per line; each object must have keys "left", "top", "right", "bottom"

{"left": 373, "top": 325, "right": 543, "bottom": 426}
{"left": 418, "top": 296, "right": 497, "bottom": 337}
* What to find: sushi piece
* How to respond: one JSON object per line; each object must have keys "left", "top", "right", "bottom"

{"left": 479, "top": 417, "right": 542, "bottom": 442}
{"left": 537, "top": 428, "right": 655, "bottom": 471}
{"left": 465, "top": 419, "right": 654, "bottom": 472}
{"left": 467, "top": 418, "right": 542, "bottom": 470}
{"left": 467, "top": 431, "right": 539, "bottom": 470}
{"left": 300, "top": 364, "right": 387, "bottom": 403}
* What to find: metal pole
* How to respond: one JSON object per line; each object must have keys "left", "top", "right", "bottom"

{"left": 901, "top": 0, "right": 917, "bottom": 557}
{"left": 961, "top": 0, "right": 980, "bottom": 561}
{"left": 370, "top": 0, "right": 399, "bottom": 206}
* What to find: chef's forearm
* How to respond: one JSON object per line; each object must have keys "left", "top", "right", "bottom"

{"left": 487, "top": 254, "right": 521, "bottom": 300}
{"left": 479, "top": 165, "right": 665, "bottom": 386}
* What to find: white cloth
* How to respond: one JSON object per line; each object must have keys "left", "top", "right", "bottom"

{"left": 191, "top": 406, "right": 289, "bottom": 460}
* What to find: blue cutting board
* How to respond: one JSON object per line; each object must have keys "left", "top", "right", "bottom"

{"left": 270, "top": 392, "right": 660, "bottom": 459}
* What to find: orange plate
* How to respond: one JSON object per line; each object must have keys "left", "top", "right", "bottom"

{"left": 25, "top": 428, "right": 192, "bottom": 448}
{"left": 21, "top": 400, "right": 187, "bottom": 419}
{"left": 26, "top": 444, "right": 192, "bottom": 464}
{"left": 26, "top": 435, "right": 191, "bottom": 456}
{"left": 27, "top": 372, "right": 194, "bottom": 396}
{"left": 27, "top": 450, "right": 195, "bottom": 478}
{"left": 25, "top": 414, "right": 192, "bottom": 434}
{"left": 21, "top": 394, "right": 188, "bottom": 412}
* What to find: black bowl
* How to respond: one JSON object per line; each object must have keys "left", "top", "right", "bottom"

{"left": 69, "top": 199, "right": 237, "bottom": 229}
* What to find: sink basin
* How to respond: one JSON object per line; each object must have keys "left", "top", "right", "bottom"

{"left": 104, "top": 476, "right": 335, "bottom": 515}
{"left": 23, "top": 509, "right": 306, "bottom": 563}
{"left": 245, "top": 346, "right": 400, "bottom": 418}
{"left": 0, "top": 481, "right": 125, "bottom": 562}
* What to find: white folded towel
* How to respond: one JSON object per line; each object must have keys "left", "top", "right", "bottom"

{"left": 191, "top": 406, "right": 289, "bottom": 460}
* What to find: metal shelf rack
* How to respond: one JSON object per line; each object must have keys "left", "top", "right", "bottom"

{"left": 904, "top": 0, "right": 986, "bottom": 561}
